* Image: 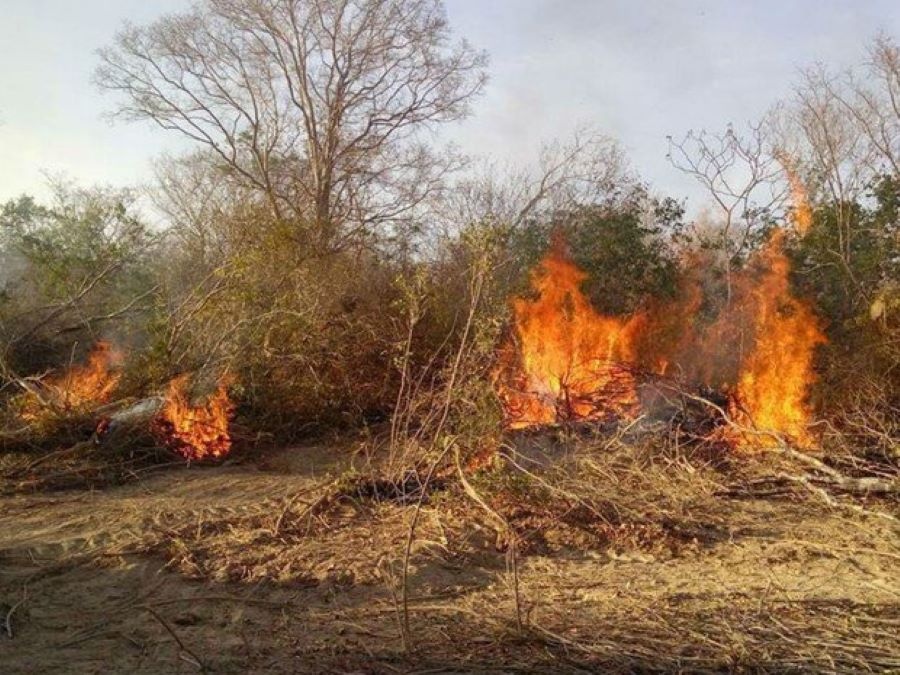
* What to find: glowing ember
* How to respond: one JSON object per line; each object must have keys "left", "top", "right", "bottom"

{"left": 154, "top": 374, "right": 234, "bottom": 461}
{"left": 496, "top": 244, "right": 639, "bottom": 429}
{"left": 19, "top": 341, "right": 123, "bottom": 421}
{"left": 732, "top": 229, "right": 826, "bottom": 447}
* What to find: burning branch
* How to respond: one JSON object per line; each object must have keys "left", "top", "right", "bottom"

{"left": 14, "top": 341, "right": 124, "bottom": 424}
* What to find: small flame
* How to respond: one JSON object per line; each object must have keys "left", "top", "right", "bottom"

{"left": 495, "top": 244, "right": 639, "bottom": 429}
{"left": 155, "top": 374, "right": 234, "bottom": 461}
{"left": 778, "top": 153, "right": 813, "bottom": 236}
{"left": 19, "top": 341, "right": 123, "bottom": 421}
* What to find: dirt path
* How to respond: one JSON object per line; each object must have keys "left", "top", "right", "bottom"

{"left": 2, "top": 445, "right": 899, "bottom": 673}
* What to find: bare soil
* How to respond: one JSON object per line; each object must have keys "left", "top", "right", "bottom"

{"left": 1, "top": 442, "right": 898, "bottom": 673}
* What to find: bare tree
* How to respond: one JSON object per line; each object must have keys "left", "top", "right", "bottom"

{"left": 820, "top": 35, "right": 900, "bottom": 177}
{"left": 793, "top": 67, "right": 871, "bottom": 259}
{"left": 867, "top": 35, "right": 900, "bottom": 165}
{"left": 152, "top": 151, "right": 251, "bottom": 264}
{"left": 96, "top": 0, "right": 487, "bottom": 253}
{"left": 667, "top": 123, "right": 785, "bottom": 302}
{"left": 513, "top": 127, "right": 630, "bottom": 227}
{"left": 439, "top": 127, "right": 630, "bottom": 238}
{"left": 770, "top": 36, "right": 900, "bottom": 279}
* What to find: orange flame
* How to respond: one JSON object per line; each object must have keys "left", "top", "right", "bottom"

{"left": 155, "top": 374, "right": 234, "bottom": 461}
{"left": 732, "top": 229, "right": 826, "bottom": 447}
{"left": 496, "top": 244, "right": 639, "bottom": 429}
{"left": 19, "top": 341, "right": 123, "bottom": 421}
{"left": 496, "top": 170, "right": 825, "bottom": 448}
{"left": 778, "top": 154, "right": 812, "bottom": 236}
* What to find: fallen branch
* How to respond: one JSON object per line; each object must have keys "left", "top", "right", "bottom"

{"left": 778, "top": 472, "right": 899, "bottom": 524}
{"left": 773, "top": 446, "right": 900, "bottom": 495}
{"left": 3, "top": 587, "right": 28, "bottom": 639}
{"left": 13, "top": 440, "right": 96, "bottom": 476}
{"left": 142, "top": 605, "right": 205, "bottom": 671}
{"left": 673, "top": 387, "right": 900, "bottom": 498}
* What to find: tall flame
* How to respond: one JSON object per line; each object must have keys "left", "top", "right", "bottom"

{"left": 19, "top": 341, "right": 123, "bottom": 421}
{"left": 727, "top": 156, "right": 824, "bottom": 447}
{"left": 155, "top": 374, "right": 234, "bottom": 461}
{"left": 496, "top": 244, "right": 638, "bottom": 429}
{"left": 732, "top": 231, "right": 826, "bottom": 447}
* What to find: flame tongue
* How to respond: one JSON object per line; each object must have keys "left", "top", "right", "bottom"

{"left": 155, "top": 374, "right": 234, "bottom": 461}
{"left": 778, "top": 154, "right": 813, "bottom": 237}
{"left": 732, "top": 229, "right": 826, "bottom": 447}
{"left": 727, "top": 161, "right": 823, "bottom": 447}
{"left": 497, "top": 246, "right": 638, "bottom": 429}
{"left": 58, "top": 341, "right": 123, "bottom": 411}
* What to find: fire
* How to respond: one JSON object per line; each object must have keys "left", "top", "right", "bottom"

{"left": 495, "top": 229, "right": 826, "bottom": 447}
{"left": 19, "top": 341, "right": 123, "bottom": 421}
{"left": 496, "top": 156, "right": 825, "bottom": 447}
{"left": 496, "top": 244, "right": 639, "bottom": 429}
{"left": 154, "top": 374, "right": 234, "bottom": 461}
{"left": 779, "top": 154, "right": 813, "bottom": 236}
{"left": 731, "top": 230, "right": 826, "bottom": 447}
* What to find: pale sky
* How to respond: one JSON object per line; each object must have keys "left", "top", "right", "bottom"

{"left": 1, "top": 0, "right": 899, "bottom": 210}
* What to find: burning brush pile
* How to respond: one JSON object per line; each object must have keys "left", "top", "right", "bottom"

{"left": 494, "top": 225, "right": 826, "bottom": 452}
{"left": 2, "top": 342, "right": 235, "bottom": 486}
{"left": 479, "top": 221, "right": 894, "bottom": 557}
{"left": 15, "top": 341, "right": 124, "bottom": 424}
{"left": 149, "top": 374, "right": 234, "bottom": 462}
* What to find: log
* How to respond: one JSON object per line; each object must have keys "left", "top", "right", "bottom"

{"left": 94, "top": 396, "right": 165, "bottom": 449}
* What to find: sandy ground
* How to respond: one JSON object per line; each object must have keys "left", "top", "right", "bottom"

{"left": 1, "top": 444, "right": 899, "bottom": 673}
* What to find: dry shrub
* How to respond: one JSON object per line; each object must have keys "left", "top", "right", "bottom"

{"left": 158, "top": 206, "right": 416, "bottom": 436}
{"left": 235, "top": 253, "right": 405, "bottom": 433}
{"left": 0, "top": 406, "right": 99, "bottom": 456}
{"left": 469, "top": 426, "right": 730, "bottom": 556}
{"left": 349, "top": 225, "right": 509, "bottom": 486}
{"left": 811, "top": 316, "right": 900, "bottom": 475}
{"left": 821, "top": 374, "right": 899, "bottom": 476}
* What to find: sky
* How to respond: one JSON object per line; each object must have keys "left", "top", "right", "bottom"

{"left": 1, "top": 0, "right": 899, "bottom": 211}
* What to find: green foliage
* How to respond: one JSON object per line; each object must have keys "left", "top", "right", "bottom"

{"left": 3, "top": 190, "right": 151, "bottom": 296}
{"left": 0, "top": 184, "right": 157, "bottom": 375}
{"left": 509, "top": 186, "right": 684, "bottom": 315}
{"left": 789, "top": 175, "right": 900, "bottom": 333}
{"left": 783, "top": 175, "right": 900, "bottom": 438}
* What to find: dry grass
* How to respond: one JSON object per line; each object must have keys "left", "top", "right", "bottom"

{"left": 1, "top": 427, "right": 898, "bottom": 672}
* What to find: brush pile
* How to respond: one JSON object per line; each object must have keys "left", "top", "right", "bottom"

{"left": 0, "top": 343, "right": 237, "bottom": 492}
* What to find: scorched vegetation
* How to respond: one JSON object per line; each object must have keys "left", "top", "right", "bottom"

{"left": 1, "top": 2, "right": 898, "bottom": 672}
